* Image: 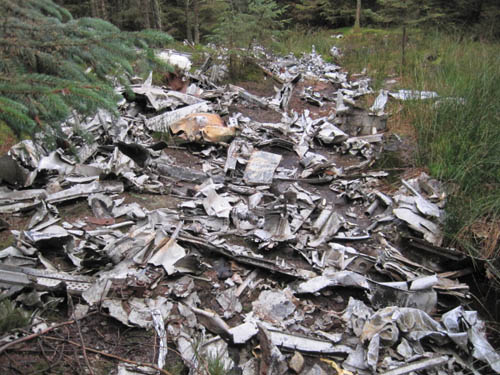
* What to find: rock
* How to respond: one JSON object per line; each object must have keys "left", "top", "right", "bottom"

{"left": 252, "top": 290, "right": 296, "bottom": 325}
{"left": 305, "top": 364, "right": 327, "bottom": 375}
{"left": 0, "top": 155, "right": 30, "bottom": 187}
{"left": 289, "top": 351, "right": 304, "bottom": 373}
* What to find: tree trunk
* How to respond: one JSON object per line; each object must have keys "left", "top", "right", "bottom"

{"left": 193, "top": 0, "right": 200, "bottom": 44}
{"left": 354, "top": 0, "right": 361, "bottom": 31}
{"left": 116, "top": 0, "right": 124, "bottom": 28}
{"left": 151, "top": 0, "right": 162, "bottom": 30}
{"left": 97, "top": 0, "right": 108, "bottom": 20}
{"left": 90, "top": 0, "right": 98, "bottom": 17}
{"left": 141, "top": 0, "right": 151, "bottom": 28}
{"left": 185, "top": 0, "right": 193, "bottom": 43}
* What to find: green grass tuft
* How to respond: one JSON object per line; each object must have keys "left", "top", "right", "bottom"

{"left": 206, "top": 352, "right": 230, "bottom": 375}
{"left": 0, "top": 300, "right": 30, "bottom": 335}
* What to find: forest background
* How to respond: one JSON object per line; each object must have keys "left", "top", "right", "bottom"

{"left": 58, "top": 0, "right": 500, "bottom": 44}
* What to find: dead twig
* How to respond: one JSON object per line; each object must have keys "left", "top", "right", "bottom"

{"left": 113, "top": 326, "right": 121, "bottom": 354}
{"left": 3, "top": 350, "right": 22, "bottom": 374}
{"left": 64, "top": 324, "right": 85, "bottom": 375}
{"left": 68, "top": 294, "right": 95, "bottom": 375}
{"left": 0, "top": 312, "right": 95, "bottom": 354}
{"left": 39, "top": 339, "right": 66, "bottom": 373}
{"left": 44, "top": 336, "right": 172, "bottom": 375}
{"left": 153, "top": 329, "right": 158, "bottom": 368}
{"left": 256, "top": 63, "right": 285, "bottom": 84}
{"left": 37, "top": 339, "right": 52, "bottom": 372}
{"left": 70, "top": 334, "right": 85, "bottom": 374}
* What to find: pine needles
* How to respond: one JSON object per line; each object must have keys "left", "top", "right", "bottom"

{"left": 0, "top": 300, "right": 30, "bottom": 335}
{"left": 0, "top": 0, "right": 173, "bottom": 138}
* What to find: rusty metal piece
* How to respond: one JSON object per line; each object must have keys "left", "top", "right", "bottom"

{"left": 86, "top": 217, "right": 115, "bottom": 226}
{"left": 170, "top": 113, "right": 235, "bottom": 144}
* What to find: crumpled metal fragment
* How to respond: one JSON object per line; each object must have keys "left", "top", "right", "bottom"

{"left": 170, "top": 113, "right": 235, "bottom": 144}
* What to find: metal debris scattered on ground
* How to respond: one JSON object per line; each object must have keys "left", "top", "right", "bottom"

{"left": 0, "top": 45, "right": 498, "bottom": 375}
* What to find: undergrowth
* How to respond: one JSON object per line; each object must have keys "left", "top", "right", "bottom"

{"left": 205, "top": 352, "right": 230, "bottom": 375}
{"left": 321, "top": 28, "right": 500, "bottom": 262}
{"left": 409, "top": 38, "right": 500, "bottom": 261}
{"left": 227, "top": 54, "right": 263, "bottom": 82}
{"left": 0, "top": 300, "right": 30, "bottom": 335}
{"left": 191, "top": 336, "right": 231, "bottom": 375}
{"left": 274, "top": 28, "right": 334, "bottom": 57}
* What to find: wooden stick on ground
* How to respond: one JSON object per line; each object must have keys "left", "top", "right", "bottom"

{"left": 0, "top": 318, "right": 82, "bottom": 354}
{"left": 0, "top": 310, "right": 97, "bottom": 355}
{"left": 67, "top": 294, "right": 95, "bottom": 375}
{"left": 44, "top": 336, "right": 173, "bottom": 375}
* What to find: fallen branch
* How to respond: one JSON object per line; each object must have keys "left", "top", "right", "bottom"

{"left": 68, "top": 293, "right": 95, "bottom": 375}
{"left": 44, "top": 336, "right": 172, "bottom": 375}
{"left": 0, "top": 312, "right": 95, "bottom": 354}
{"left": 257, "top": 64, "right": 285, "bottom": 84}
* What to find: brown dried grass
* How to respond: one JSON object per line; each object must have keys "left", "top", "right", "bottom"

{"left": 459, "top": 216, "right": 500, "bottom": 260}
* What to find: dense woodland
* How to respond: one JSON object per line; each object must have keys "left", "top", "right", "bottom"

{"left": 56, "top": 0, "right": 500, "bottom": 43}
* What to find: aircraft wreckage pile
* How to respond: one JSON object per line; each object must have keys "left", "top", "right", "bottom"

{"left": 0, "top": 46, "right": 498, "bottom": 375}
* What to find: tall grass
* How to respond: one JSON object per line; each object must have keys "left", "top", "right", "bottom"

{"left": 332, "top": 29, "right": 500, "bottom": 259}
{"left": 274, "top": 28, "right": 335, "bottom": 57}
{"left": 408, "top": 37, "right": 500, "bottom": 259}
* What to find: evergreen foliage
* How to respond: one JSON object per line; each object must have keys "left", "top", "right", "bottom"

{"left": 290, "top": 0, "right": 378, "bottom": 29}
{"left": 0, "top": 300, "right": 30, "bottom": 335}
{"left": 0, "top": 0, "right": 173, "bottom": 137}
{"left": 209, "top": 0, "right": 286, "bottom": 48}
{"left": 375, "top": 0, "right": 445, "bottom": 27}
{"left": 291, "top": 0, "right": 324, "bottom": 26}
{"left": 321, "top": 0, "right": 364, "bottom": 27}
{"left": 51, "top": 1, "right": 500, "bottom": 42}
{"left": 248, "top": 0, "right": 288, "bottom": 45}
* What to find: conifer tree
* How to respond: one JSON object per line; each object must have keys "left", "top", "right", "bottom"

{"left": 210, "top": 0, "right": 286, "bottom": 48}
{"left": 375, "top": 0, "right": 445, "bottom": 28}
{"left": 375, "top": 0, "right": 445, "bottom": 72}
{"left": 291, "top": 0, "right": 326, "bottom": 26}
{"left": 0, "top": 0, "right": 172, "bottom": 137}
{"left": 303, "top": 0, "right": 378, "bottom": 29}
